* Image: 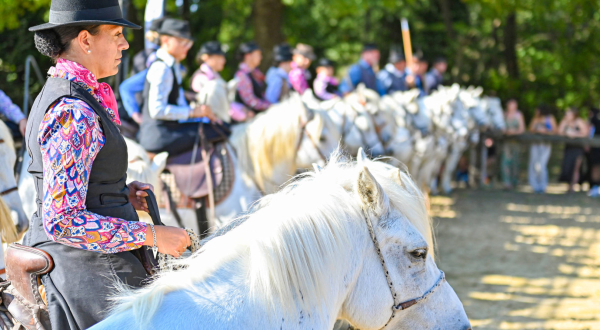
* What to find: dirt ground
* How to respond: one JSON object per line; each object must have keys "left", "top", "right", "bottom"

{"left": 431, "top": 184, "right": 600, "bottom": 330}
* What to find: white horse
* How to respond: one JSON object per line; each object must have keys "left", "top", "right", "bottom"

{"left": 0, "top": 121, "right": 29, "bottom": 276}
{"left": 230, "top": 95, "right": 339, "bottom": 194}
{"left": 90, "top": 148, "right": 471, "bottom": 330}
{"left": 302, "top": 88, "right": 386, "bottom": 157}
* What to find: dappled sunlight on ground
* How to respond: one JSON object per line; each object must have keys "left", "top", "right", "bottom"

{"left": 432, "top": 184, "right": 600, "bottom": 329}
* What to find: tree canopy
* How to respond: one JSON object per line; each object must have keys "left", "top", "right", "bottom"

{"left": 1, "top": 0, "right": 600, "bottom": 119}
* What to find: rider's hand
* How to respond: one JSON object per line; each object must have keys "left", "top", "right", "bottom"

{"left": 18, "top": 119, "right": 27, "bottom": 136}
{"left": 405, "top": 75, "right": 416, "bottom": 87}
{"left": 245, "top": 109, "right": 255, "bottom": 119}
{"left": 127, "top": 181, "right": 154, "bottom": 213}
{"left": 132, "top": 112, "right": 143, "bottom": 124}
{"left": 190, "top": 104, "right": 218, "bottom": 122}
{"left": 144, "top": 226, "right": 191, "bottom": 258}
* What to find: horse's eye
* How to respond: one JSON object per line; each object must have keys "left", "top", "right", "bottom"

{"left": 410, "top": 248, "right": 428, "bottom": 260}
{"left": 319, "top": 136, "right": 327, "bottom": 142}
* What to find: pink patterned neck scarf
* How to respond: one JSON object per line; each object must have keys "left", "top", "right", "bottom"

{"left": 53, "top": 59, "right": 120, "bottom": 125}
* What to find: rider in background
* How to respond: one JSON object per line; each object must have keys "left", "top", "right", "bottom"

{"left": 26, "top": 1, "right": 190, "bottom": 328}
{"left": 405, "top": 52, "right": 427, "bottom": 96}
{"left": 138, "top": 18, "right": 218, "bottom": 156}
{"left": 339, "top": 43, "right": 381, "bottom": 94}
{"left": 191, "top": 41, "right": 234, "bottom": 126}
{"left": 425, "top": 57, "right": 447, "bottom": 93}
{"left": 377, "top": 48, "right": 408, "bottom": 96}
{"left": 119, "top": 18, "right": 164, "bottom": 124}
{"left": 265, "top": 43, "right": 293, "bottom": 104}
{"left": 233, "top": 41, "right": 270, "bottom": 120}
{"left": 0, "top": 89, "right": 27, "bottom": 138}
{"left": 289, "top": 43, "right": 316, "bottom": 95}
{"left": 313, "top": 58, "right": 340, "bottom": 100}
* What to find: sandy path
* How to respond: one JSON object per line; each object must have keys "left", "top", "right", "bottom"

{"left": 432, "top": 186, "right": 600, "bottom": 330}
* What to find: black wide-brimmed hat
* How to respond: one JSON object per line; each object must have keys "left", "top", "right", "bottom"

{"left": 273, "top": 43, "right": 293, "bottom": 62}
{"left": 293, "top": 43, "right": 316, "bottom": 61}
{"left": 362, "top": 43, "right": 379, "bottom": 52}
{"left": 200, "top": 41, "right": 225, "bottom": 56}
{"left": 317, "top": 58, "right": 335, "bottom": 68}
{"left": 157, "top": 18, "right": 194, "bottom": 41}
{"left": 29, "top": 0, "right": 140, "bottom": 32}
{"left": 389, "top": 48, "right": 405, "bottom": 64}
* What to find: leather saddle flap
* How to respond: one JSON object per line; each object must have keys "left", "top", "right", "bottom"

{"left": 6, "top": 243, "right": 54, "bottom": 305}
{"left": 166, "top": 146, "right": 224, "bottom": 199}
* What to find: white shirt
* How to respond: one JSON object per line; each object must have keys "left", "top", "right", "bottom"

{"left": 146, "top": 48, "right": 191, "bottom": 121}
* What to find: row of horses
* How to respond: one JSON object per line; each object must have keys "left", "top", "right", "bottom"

{"left": 0, "top": 84, "right": 500, "bottom": 328}
{"left": 2, "top": 83, "right": 506, "bottom": 242}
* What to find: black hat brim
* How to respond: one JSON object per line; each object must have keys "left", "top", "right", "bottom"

{"left": 29, "top": 18, "right": 141, "bottom": 32}
{"left": 159, "top": 32, "right": 195, "bottom": 41}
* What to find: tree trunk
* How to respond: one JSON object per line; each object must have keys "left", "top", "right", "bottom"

{"left": 437, "top": 0, "right": 455, "bottom": 40}
{"left": 504, "top": 12, "right": 518, "bottom": 78}
{"left": 253, "top": 0, "right": 285, "bottom": 72}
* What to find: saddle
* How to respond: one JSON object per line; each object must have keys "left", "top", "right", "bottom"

{"left": 164, "top": 142, "right": 235, "bottom": 206}
{"left": 0, "top": 243, "right": 53, "bottom": 330}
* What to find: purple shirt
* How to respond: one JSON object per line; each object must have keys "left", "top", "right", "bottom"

{"left": 0, "top": 89, "right": 25, "bottom": 124}
{"left": 289, "top": 62, "right": 310, "bottom": 95}
{"left": 313, "top": 72, "right": 339, "bottom": 100}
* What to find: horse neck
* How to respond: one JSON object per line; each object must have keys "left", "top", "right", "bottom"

{"left": 191, "top": 224, "right": 367, "bottom": 329}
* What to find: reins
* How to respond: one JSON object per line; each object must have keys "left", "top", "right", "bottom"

{"left": 0, "top": 186, "right": 18, "bottom": 197}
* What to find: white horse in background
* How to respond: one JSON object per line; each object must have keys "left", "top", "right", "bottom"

{"left": 90, "top": 148, "right": 471, "bottom": 330}
{"left": 0, "top": 121, "right": 29, "bottom": 276}
{"left": 302, "top": 88, "right": 386, "bottom": 157}
{"left": 230, "top": 95, "right": 339, "bottom": 195}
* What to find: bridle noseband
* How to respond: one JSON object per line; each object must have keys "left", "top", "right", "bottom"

{"left": 361, "top": 210, "right": 446, "bottom": 328}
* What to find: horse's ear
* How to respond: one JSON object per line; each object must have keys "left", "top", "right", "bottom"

{"left": 356, "top": 164, "right": 389, "bottom": 216}
{"left": 357, "top": 147, "right": 368, "bottom": 164}
{"left": 391, "top": 168, "right": 404, "bottom": 187}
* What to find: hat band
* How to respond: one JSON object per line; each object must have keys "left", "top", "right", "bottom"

{"left": 49, "top": 6, "right": 123, "bottom": 24}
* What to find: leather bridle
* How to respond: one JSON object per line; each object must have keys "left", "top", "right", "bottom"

{"left": 295, "top": 121, "right": 328, "bottom": 163}
{"left": 361, "top": 209, "right": 446, "bottom": 328}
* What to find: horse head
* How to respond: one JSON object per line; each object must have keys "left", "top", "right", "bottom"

{"left": 339, "top": 149, "right": 471, "bottom": 329}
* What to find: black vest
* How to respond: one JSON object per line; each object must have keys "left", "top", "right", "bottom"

{"left": 24, "top": 77, "right": 138, "bottom": 246}
{"left": 235, "top": 71, "right": 266, "bottom": 112}
{"left": 386, "top": 67, "right": 408, "bottom": 93}
{"left": 359, "top": 64, "right": 377, "bottom": 91}
{"left": 138, "top": 60, "right": 183, "bottom": 153}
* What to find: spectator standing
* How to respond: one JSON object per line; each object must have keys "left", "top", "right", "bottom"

{"left": 289, "top": 43, "right": 316, "bottom": 95}
{"left": 558, "top": 107, "right": 588, "bottom": 192}
{"left": 528, "top": 105, "right": 557, "bottom": 193}
{"left": 500, "top": 99, "right": 525, "bottom": 189}
{"left": 265, "top": 44, "right": 293, "bottom": 104}
{"left": 313, "top": 58, "right": 340, "bottom": 100}
{"left": 587, "top": 108, "right": 600, "bottom": 196}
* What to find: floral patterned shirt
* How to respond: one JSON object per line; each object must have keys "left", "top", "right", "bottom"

{"left": 38, "top": 59, "right": 147, "bottom": 253}
{"left": 234, "top": 63, "right": 270, "bottom": 111}
{"left": 289, "top": 62, "right": 310, "bottom": 95}
{"left": 0, "top": 89, "right": 25, "bottom": 124}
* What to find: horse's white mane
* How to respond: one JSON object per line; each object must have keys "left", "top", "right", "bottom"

{"left": 110, "top": 149, "right": 433, "bottom": 325}
{"left": 229, "top": 97, "right": 308, "bottom": 193}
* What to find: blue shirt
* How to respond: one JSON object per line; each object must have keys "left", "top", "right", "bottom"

{"left": 377, "top": 63, "right": 408, "bottom": 96}
{"left": 265, "top": 67, "right": 291, "bottom": 104}
{"left": 339, "top": 59, "right": 382, "bottom": 94}
{"left": 119, "top": 69, "right": 147, "bottom": 116}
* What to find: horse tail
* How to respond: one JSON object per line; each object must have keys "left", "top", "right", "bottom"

{"left": 0, "top": 197, "right": 19, "bottom": 244}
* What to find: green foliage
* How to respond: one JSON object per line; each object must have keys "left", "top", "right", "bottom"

{"left": 1, "top": 0, "right": 600, "bottom": 120}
